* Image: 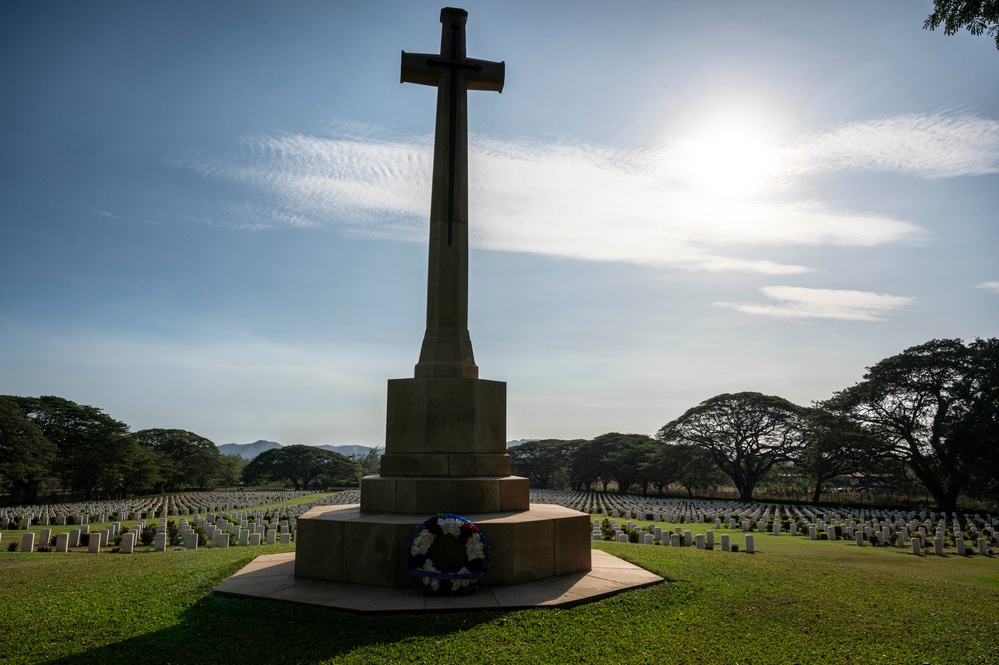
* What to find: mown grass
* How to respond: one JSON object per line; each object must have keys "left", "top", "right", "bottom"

{"left": 0, "top": 527, "right": 996, "bottom": 665}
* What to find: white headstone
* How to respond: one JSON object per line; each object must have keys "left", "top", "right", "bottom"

{"left": 121, "top": 532, "right": 135, "bottom": 554}
{"left": 55, "top": 532, "right": 69, "bottom": 552}
{"left": 20, "top": 533, "right": 35, "bottom": 553}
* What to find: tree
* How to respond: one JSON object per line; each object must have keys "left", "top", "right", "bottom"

{"left": 827, "top": 338, "right": 998, "bottom": 514}
{"left": 242, "top": 445, "right": 361, "bottom": 490}
{"left": 351, "top": 447, "right": 382, "bottom": 477}
{"left": 597, "top": 433, "right": 656, "bottom": 495}
{"left": 216, "top": 454, "right": 247, "bottom": 487}
{"left": 645, "top": 442, "right": 687, "bottom": 495}
{"left": 675, "top": 444, "right": 727, "bottom": 498}
{"left": 924, "top": 0, "right": 999, "bottom": 50}
{"left": 12, "top": 396, "right": 139, "bottom": 499}
{"left": 657, "top": 392, "right": 808, "bottom": 502}
{"left": 509, "top": 439, "right": 579, "bottom": 489}
{"left": 569, "top": 436, "right": 616, "bottom": 492}
{"left": 133, "top": 429, "right": 223, "bottom": 491}
{"left": 0, "top": 396, "right": 57, "bottom": 503}
{"left": 798, "top": 407, "right": 888, "bottom": 504}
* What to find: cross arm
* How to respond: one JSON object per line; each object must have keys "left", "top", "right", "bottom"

{"left": 401, "top": 51, "right": 505, "bottom": 93}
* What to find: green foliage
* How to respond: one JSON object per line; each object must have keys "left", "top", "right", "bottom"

{"left": 133, "top": 429, "right": 225, "bottom": 492}
{"left": 658, "top": 392, "right": 808, "bottom": 502}
{"left": 242, "top": 445, "right": 362, "bottom": 490}
{"left": 0, "top": 396, "right": 57, "bottom": 503}
{"left": 9, "top": 395, "right": 137, "bottom": 500}
{"left": 140, "top": 525, "right": 156, "bottom": 547}
{"left": 509, "top": 439, "right": 580, "bottom": 489}
{"left": 826, "top": 338, "right": 999, "bottom": 513}
{"left": 924, "top": 0, "right": 999, "bottom": 49}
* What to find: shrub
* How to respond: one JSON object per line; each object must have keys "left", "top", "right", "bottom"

{"left": 628, "top": 530, "right": 639, "bottom": 544}
{"left": 65, "top": 516, "right": 75, "bottom": 525}
{"left": 140, "top": 525, "right": 156, "bottom": 546}
{"left": 818, "top": 532, "right": 829, "bottom": 540}
{"left": 600, "top": 518, "right": 614, "bottom": 541}
{"left": 731, "top": 544, "right": 739, "bottom": 552}
{"left": 7, "top": 542, "right": 18, "bottom": 552}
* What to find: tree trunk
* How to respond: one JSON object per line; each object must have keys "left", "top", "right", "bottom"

{"left": 811, "top": 483, "right": 823, "bottom": 505}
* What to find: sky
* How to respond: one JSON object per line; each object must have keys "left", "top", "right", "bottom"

{"left": 1, "top": 1, "right": 997, "bottom": 448}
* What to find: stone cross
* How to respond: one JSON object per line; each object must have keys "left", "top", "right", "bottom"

{"left": 401, "top": 7, "right": 504, "bottom": 379}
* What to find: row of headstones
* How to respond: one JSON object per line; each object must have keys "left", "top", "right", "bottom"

{"left": 0, "top": 490, "right": 320, "bottom": 527}
{"left": 193, "top": 514, "right": 295, "bottom": 548}
{"left": 529, "top": 490, "right": 998, "bottom": 545}
{"left": 6, "top": 519, "right": 144, "bottom": 553}
{"left": 593, "top": 520, "right": 758, "bottom": 553}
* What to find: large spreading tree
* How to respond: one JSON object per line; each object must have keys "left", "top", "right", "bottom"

{"left": 242, "top": 444, "right": 361, "bottom": 490}
{"left": 12, "top": 395, "right": 139, "bottom": 500}
{"left": 798, "top": 407, "right": 887, "bottom": 504}
{"left": 657, "top": 392, "right": 808, "bottom": 501}
{"left": 134, "top": 428, "right": 224, "bottom": 491}
{"left": 827, "top": 338, "right": 998, "bottom": 514}
{"left": 0, "top": 396, "right": 58, "bottom": 503}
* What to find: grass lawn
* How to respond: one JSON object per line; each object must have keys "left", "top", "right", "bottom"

{"left": 1, "top": 525, "right": 996, "bottom": 665}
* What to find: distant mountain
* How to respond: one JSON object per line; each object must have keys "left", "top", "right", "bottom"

{"left": 506, "top": 439, "right": 539, "bottom": 448}
{"left": 217, "top": 440, "right": 377, "bottom": 460}
{"left": 217, "top": 440, "right": 282, "bottom": 459}
{"left": 317, "top": 444, "right": 377, "bottom": 458}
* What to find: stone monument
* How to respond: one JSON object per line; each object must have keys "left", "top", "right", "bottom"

{"left": 295, "top": 7, "right": 591, "bottom": 589}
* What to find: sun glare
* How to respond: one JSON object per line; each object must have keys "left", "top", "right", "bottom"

{"left": 674, "top": 121, "right": 785, "bottom": 198}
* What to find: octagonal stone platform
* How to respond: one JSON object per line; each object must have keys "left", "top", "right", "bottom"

{"left": 295, "top": 503, "right": 591, "bottom": 587}
{"left": 216, "top": 549, "right": 662, "bottom": 613}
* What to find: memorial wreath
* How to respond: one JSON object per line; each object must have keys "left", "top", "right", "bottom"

{"left": 406, "top": 513, "right": 490, "bottom": 595}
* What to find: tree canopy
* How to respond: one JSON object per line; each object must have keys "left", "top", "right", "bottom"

{"left": 827, "top": 338, "right": 999, "bottom": 514}
{"left": 0, "top": 396, "right": 57, "bottom": 503}
{"left": 242, "top": 444, "right": 362, "bottom": 490}
{"left": 133, "top": 428, "right": 226, "bottom": 492}
{"left": 657, "top": 392, "right": 807, "bottom": 502}
{"left": 924, "top": 0, "right": 999, "bottom": 49}
{"left": 11, "top": 395, "right": 138, "bottom": 500}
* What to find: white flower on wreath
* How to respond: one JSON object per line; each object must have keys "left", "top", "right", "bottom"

{"left": 419, "top": 558, "right": 439, "bottom": 589}
{"left": 465, "top": 536, "right": 485, "bottom": 561}
{"left": 410, "top": 529, "right": 434, "bottom": 556}
{"left": 440, "top": 518, "right": 462, "bottom": 538}
{"left": 454, "top": 567, "right": 472, "bottom": 589}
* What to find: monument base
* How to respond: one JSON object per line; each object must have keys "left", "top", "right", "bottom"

{"left": 295, "top": 503, "right": 591, "bottom": 588}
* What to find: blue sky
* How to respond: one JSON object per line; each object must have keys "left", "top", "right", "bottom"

{"left": 2, "top": 1, "right": 997, "bottom": 447}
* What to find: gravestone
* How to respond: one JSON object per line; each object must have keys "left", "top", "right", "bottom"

{"left": 88, "top": 534, "right": 101, "bottom": 554}
{"left": 295, "top": 7, "right": 590, "bottom": 589}
{"left": 745, "top": 534, "right": 755, "bottom": 554}
{"left": 56, "top": 532, "right": 69, "bottom": 552}
{"left": 21, "top": 533, "right": 35, "bottom": 553}
{"left": 121, "top": 532, "right": 135, "bottom": 554}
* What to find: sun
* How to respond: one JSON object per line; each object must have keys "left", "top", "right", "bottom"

{"left": 673, "top": 120, "right": 785, "bottom": 198}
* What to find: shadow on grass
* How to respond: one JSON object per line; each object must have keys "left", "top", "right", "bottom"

{"left": 42, "top": 593, "right": 504, "bottom": 665}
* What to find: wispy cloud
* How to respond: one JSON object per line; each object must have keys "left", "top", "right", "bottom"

{"left": 93, "top": 210, "right": 118, "bottom": 219}
{"left": 715, "top": 286, "right": 914, "bottom": 321}
{"left": 791, "top": 112, "right": 999, "bottom": 179}
{"left": 186, "top": 110, "right": 999, "bottom": 272}
{"left": 976, "top": 281, "right": 999, "bottom": 293}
